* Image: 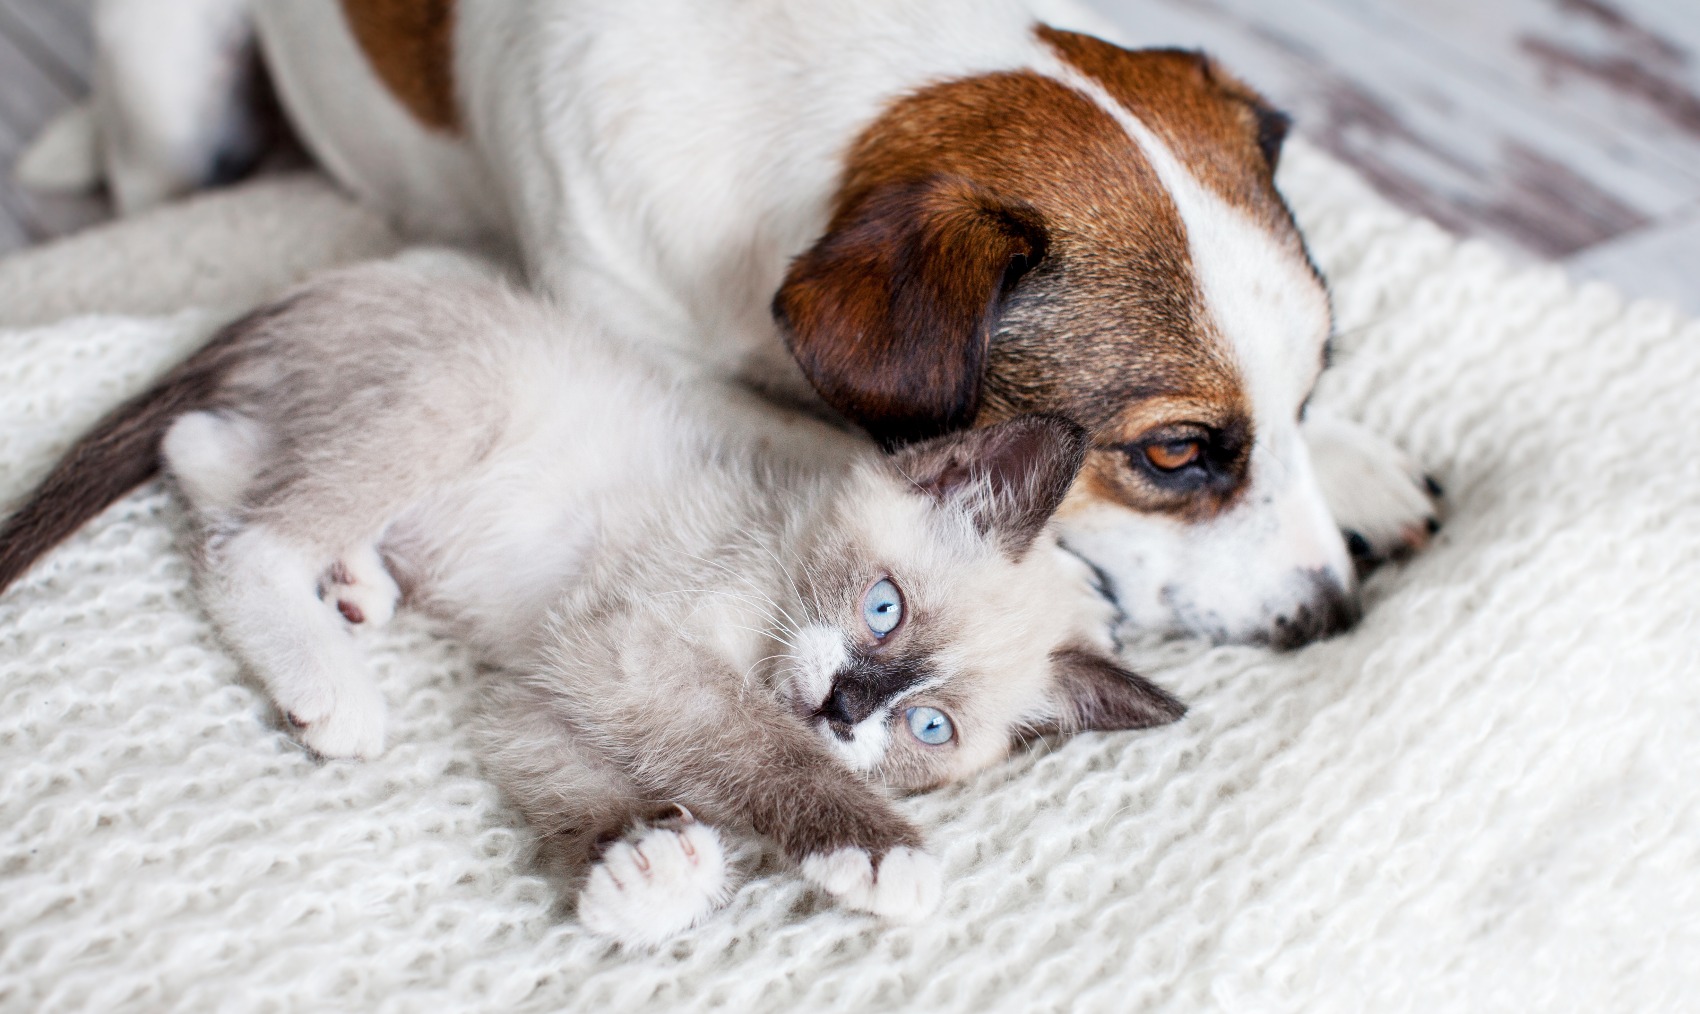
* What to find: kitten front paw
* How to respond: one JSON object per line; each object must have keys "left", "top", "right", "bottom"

{"left": 800, "top": 846, "right": 942, "bottom": 921}
{"left": 577, "top": 814, "right": 731, "bottom": 947}
{"left": 276, "top": 674, "right": 386, "bottom": 760}
{"left": 1304, "top": 408, "right": 1443, "bottom": 570}
{"left": 318, "top": 545, "right": 400, "bottom": 628}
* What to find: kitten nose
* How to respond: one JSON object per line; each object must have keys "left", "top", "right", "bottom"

{"left": 820, "top": 684, "right": 879, "bottom": 728}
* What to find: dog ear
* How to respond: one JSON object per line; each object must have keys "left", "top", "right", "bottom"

{"left": 889, "top": 414, "right": 1087, "bottom": 559}
{"left": 773, "top": 174, "right": 1048, "bottom": 447}
{"left": 1027, "top": 647, "right": 1186, "bottom": 737}
{"left": 1250, "top": 103, "right": 1290, "bottom": 170}
{"left": 1193, "top": 51, "right": 1291, "bottom": 170}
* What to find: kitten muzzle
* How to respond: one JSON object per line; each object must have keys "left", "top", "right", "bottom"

{"left": 814, "top": 656, "right": 934, "bottom": 737}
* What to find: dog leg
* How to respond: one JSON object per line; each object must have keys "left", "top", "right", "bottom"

{"left": 81, "top": 0, "right": 266, "bottom": 213}
{"left": 1303, "top": 406, "right": 1443, "bottom": 571}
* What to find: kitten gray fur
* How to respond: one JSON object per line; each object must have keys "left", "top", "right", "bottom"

{"left": 9, "top": 253, "right": 1186, "bottom": 945}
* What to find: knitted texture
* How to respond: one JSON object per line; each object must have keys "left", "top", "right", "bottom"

{"left": 2, "top": 147, "right": 1696, "bottom": 1013}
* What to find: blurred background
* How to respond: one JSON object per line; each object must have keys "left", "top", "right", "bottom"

{"left": 2, "top": 0, "right": 1696, "bottom": 313}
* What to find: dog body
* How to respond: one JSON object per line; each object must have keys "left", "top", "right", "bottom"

{"left": 39, "top": 0, "right": 1441, "bottom": 645}
{"left": 252, "top": 0, "right": 1122, "bottom": 396}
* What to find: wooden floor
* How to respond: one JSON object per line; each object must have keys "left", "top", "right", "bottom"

{"left": 1087, "top": 0, "right": 1700, "bottom": 313}
{"left": 2, "top": 0, "right": 1698, "bottom": 314}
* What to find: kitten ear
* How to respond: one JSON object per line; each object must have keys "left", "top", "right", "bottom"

{"left": 889, "top": 414, "right": 1088, "bottom": 558}
{"left": 1029, "top": 647, "right": 1186, "bottom": 736}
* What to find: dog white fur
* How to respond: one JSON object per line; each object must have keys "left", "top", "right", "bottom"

{"left": 22, "top": 0, "right": 1440, "bottom": 646}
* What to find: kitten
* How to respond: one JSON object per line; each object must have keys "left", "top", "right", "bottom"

{"left": 0, "top": 255, "right": 1184, "bottom": 945}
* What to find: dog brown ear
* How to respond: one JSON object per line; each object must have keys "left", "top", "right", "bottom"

{"left": 773, "top": 174, "right": 1048, "bottom": 447}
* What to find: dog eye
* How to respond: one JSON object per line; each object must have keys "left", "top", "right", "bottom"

{"left": 1144, "top": 439, "right": 1202, "bottom": 472}
{"left": 862, "top": 578, "right": 903, "bottom": 637}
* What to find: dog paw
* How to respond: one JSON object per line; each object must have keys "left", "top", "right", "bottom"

{"left": 1303, "top": 407, "right": 1443, "bottom": 570}
{"left": 276, "top": 673, "right": 387, "bottom": 760}
{"left": 800, "top": 845, "right": 942, "bottom": 921}
{"left": 577, "top": 814, "right": 731, "bottom": 947}
{"left": 318, "top": 545, "right": 400, "bottom": 628}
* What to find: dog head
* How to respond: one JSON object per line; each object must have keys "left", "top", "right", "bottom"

{"left": 774, "top": 29, "right": 1353, "bottom": 647}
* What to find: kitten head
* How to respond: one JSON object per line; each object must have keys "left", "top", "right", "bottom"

{"left": 782, "top": 415, "right": 1186, "bottom": 791}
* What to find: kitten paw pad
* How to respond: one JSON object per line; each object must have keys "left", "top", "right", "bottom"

{"left": 318, "top": 547, "right": 400, "bottom": 628}
{"left": 801, "top": 846, "right": 942, "bottom": 921}
{"left": 275, "top": 676, "right": 386, "bottom": 760}
{"left": 578, "top": 818, "right": 731, "bottom": 947}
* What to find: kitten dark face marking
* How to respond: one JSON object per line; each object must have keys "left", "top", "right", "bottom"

{"left": 818, "top": 652, "right": 935, "bottom": 735}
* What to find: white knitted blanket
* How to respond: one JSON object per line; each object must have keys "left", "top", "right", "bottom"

{"left": 2, "top": 146, "right": 1696, "bottom": 1013}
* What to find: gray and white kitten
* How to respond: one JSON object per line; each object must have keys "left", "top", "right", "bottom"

{"left": 0, "top": 256, "right": 1184, "bottom": 946}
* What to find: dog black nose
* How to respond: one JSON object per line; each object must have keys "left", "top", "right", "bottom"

{"left": 1266, "top": 571, "right": 1362, "bottom": 650}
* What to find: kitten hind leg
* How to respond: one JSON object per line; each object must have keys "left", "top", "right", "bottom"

{"left": 168, "top": 410, "right": 386, "bottom": 755}
{"left": 164, "top": 409, "right": 271, "bottom": 518}
{"left": 318, "top": 543, "right": 400, "bottom": 628}
{"left": 204, "top": 524, "right": 386, "bottom": 758}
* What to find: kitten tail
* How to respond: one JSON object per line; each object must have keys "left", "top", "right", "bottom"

{"left": 0, "top": 299, "right": 285, "bottom": 592}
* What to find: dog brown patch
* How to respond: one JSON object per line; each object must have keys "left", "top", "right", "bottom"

{"left": 778, "top": 49, "right": 1285, "bottom": 513}
{"left": 776, "top": 35, "right": 1324, "bottom": 521}
{"left": 1038, "top": 27, "right": 1297, "bottom": 233}
{"left": 339, "top": 0, "right": 461, "bottom": 132}
{"left": 779, "top": 68, "right": 1244, "bottom": 434}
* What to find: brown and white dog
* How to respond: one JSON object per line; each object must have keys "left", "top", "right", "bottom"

{"left": 24, "top": 0, "right": 1440, "bottom": 646}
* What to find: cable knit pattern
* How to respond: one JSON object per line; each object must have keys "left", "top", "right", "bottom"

{"left": 2, "top": 146, "right": 1696, "bottom": 1012}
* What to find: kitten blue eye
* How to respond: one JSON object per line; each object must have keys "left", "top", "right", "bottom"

{"left": 862, "top": 578, "right": 903, "bottom": 637}
{"left": 906, "top": 706, "right": 954, "bottom": 746}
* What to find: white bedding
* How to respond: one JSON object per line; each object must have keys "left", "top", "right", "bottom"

{"left": 1, "top": 146, "right": 1695, "bottom": 1012}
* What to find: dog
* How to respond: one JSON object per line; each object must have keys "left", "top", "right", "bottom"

{"left": 17, "top": 0, "right": 1440, "bottom": 647}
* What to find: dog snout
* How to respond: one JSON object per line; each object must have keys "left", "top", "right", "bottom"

{"left": 1264, "top": 570, "right": 1361, "bottom": 650}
